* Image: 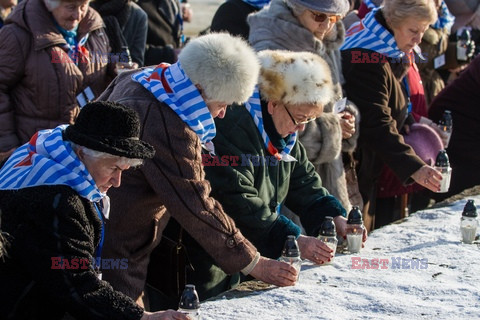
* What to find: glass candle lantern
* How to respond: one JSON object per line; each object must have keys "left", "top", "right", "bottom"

{"left": 346, "top": 206, "right": 364, "bottom": 253}
{"left": 461, "top": 199, "right": 478, "bottom": 244}
{"left": 178, "top": 284, "right": 201, "bottom": 320}
{"left": 279, "top": 235, "right": 302, "bottom": 276}
{"left": 434, "top": 150, "right": 452, "bottom": 193}
{"left": 317, "top": 216, "right": 337, "bottom": 265}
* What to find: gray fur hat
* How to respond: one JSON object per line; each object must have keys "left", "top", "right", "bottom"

{"left": 257, "top": 50, "right": 334, "bottom": 107}
{"left": 285, "top": 0, "right": 350, "bottom": 15}
{"left": 178, "top": 33, "right": 260, "bottom": 104}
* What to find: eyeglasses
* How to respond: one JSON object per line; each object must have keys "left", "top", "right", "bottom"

{"left": 283, "top": 104, "right": 316, "bottom": 126}
{"left": 309, "top": 10, "right": 341, "bottom": 24}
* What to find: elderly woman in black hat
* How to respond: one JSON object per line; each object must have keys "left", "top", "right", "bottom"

{"left": 0, "top": 101, "right": 189, "bottom": 319}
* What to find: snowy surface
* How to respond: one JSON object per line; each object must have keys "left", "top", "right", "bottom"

{"left": 200, "top": 195, "right": 480, "bottom": 319}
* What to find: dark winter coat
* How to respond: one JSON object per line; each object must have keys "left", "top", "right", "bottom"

{"left": 96, "top": 71, "right": 258, "bottom": 302}
{"left": 204, "top": 103, "right": 346, "bottom": 258}
{"left": 0, "top": 185, "right": 143, "bottom": 320}
{"left": 138, "top": 0, "right": 182, "bottom": 66}
{"left": 428, "top": 54, "right": 480, "bottom": 198}
{"left": 0, "top": 0, "right": 111, "bottom": 153}
{"left": 90, "top": 0, "right": 148, "bottom": 66}
{"left": 341, "top": 14, "right": 425, "bottom": 219}
{"left": 210, "top": 0, "right": 257, "bottom": 40}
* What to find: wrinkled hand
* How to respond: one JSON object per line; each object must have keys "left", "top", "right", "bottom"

{"left": 115, "top": 62, "right": 139, "bottom": 75}
{"left": 141, "top": 310, "right": 190, "bottom": 320}
{"left": 297, "top": 235, "right": 334, "bottom": 264}
{"left": 249, "top": 256, "right": 297, "bottom": 287}
{"left": 338, "top": 111, "right": 356, "bottom": 139}
{"left": 411, "top": 165, "right": 443, "bottom": 192}
{"left": 0, "top": 148, "right": 15, "bottom": 163}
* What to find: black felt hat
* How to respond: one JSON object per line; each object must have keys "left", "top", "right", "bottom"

{"left": 64, "top": 101, "right": 155, "bottom": 159}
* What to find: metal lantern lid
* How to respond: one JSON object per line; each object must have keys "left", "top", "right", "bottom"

{"left": 462, "top": 199, "right": 478, "bottom": 218}
{"left": 179, "top": 284, "right": 199, "bottom": 309}
{"left": 347, "top": 206, "right": 363, "bottom": 225}
{"left": 282, "top": 235, "right": 300, "bottom": 257}
{"left": 319, "top": 216, "right": 336, "bottom": 237}
{"left": 435, "top": 150, "right": 450, "bottom": 167}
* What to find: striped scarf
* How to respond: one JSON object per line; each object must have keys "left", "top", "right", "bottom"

{"left": 132, "top": 63, "right": 216, "bottom": 154}
{"left": 341, "top": 8, "right": 405, "bottom": 59}
{"left": 431, "top": 1, "right": 454, "bottom": 31}
{"left": 244, "top": 86, "right": 297, "bottom": 162}
{"left": 0, "top": 125, "right": 104, "bottom": 203}
{"left": 242, "top": 0, "right": 271, "bottom": 9}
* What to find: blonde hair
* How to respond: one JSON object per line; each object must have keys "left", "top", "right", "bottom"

{"left": 383, "top": 0, "right": 437, "bottom": 28}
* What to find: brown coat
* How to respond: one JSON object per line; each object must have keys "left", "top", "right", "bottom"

{"left": 341, "top": 48, "right": 425, "bottom": 219}
{"left": 0, "top": 0, "right": 111, "bottom": 152}
{"left": 97, "top": 71, "right": 257, "bottom": 301}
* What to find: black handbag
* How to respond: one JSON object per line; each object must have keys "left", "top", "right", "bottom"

{"left": 146, "top": 220, "right": 193, "bottom": 309}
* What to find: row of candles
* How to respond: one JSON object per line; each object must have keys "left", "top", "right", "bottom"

{"left": 177, "top": 199, "right": 478, "bottom": 319}
{"left": 279, "top": 199, "right": 479, "bottom": 276}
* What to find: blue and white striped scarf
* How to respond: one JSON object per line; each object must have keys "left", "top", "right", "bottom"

{"left": 431, "top": 1, "right": 454, "bottom": 31}
{"left": 244, "top": 86, "right": 297, "bottom": 162}
{"left": 0, "top": 125, "right": 104, "bottom": 202}
{"left": 132, "top": 62, "right": 216, "bottom": 154}
{"left": 242, "top": 0, "right": 270, "bottom": 9}
{"left": 341, "top": 8, "right": 405, "bottom": 59}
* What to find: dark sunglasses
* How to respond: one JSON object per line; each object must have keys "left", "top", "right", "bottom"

{"left": 309, "top": 10, "right": 341, "bottom": 24}
{"left": 283, "top": 104, "right": 316, "bottom": 126}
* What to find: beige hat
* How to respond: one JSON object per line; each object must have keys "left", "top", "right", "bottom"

{"left": 257, "top": 50, "right": 334, "bottom": 107}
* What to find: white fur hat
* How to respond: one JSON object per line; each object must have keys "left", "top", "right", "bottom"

{"left": 179, "top": 33, "right": 260, "bottom": 104}
{"left": 257, "top": 50, "right": 334, "bottom": 106}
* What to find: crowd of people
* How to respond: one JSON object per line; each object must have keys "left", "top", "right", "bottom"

{"left": 0, "top": 0, "right": 479, "bottom": 318}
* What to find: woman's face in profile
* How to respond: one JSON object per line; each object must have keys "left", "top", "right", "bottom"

{"left": 79, "top": 151, "right": 130, "bottom": 194}
{"left": 296, "top": 9, "right": 339, "bottom": 41}
{"left": 51, "top": 0, "right": 89, "bottom": 31}
{"left": 391, "top": 17, "right": 430, "bottom": 53}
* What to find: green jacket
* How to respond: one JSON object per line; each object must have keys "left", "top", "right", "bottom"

{"left": 160, "top": 102, "right": 346, "bottom": 302}
{"left": 203, "top": 103, "right": 346, "bottom": 259}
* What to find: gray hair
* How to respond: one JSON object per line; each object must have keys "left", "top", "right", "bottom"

{"left": 43, "top": 0, "right": 61, "bottom": 11}
{"left": 383, "top": 0, "right": 437, "bottom": 28}
{"left": 70, "top": 143, "right": 143, "bottom": 167}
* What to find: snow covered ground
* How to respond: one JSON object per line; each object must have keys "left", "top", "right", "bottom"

{"left": 200, "top": 195, "right": 480, "bottom": 319}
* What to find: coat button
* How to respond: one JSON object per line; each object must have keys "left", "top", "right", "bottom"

{"left": 226, "top": 237, "right": 236, "bottom": 248}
